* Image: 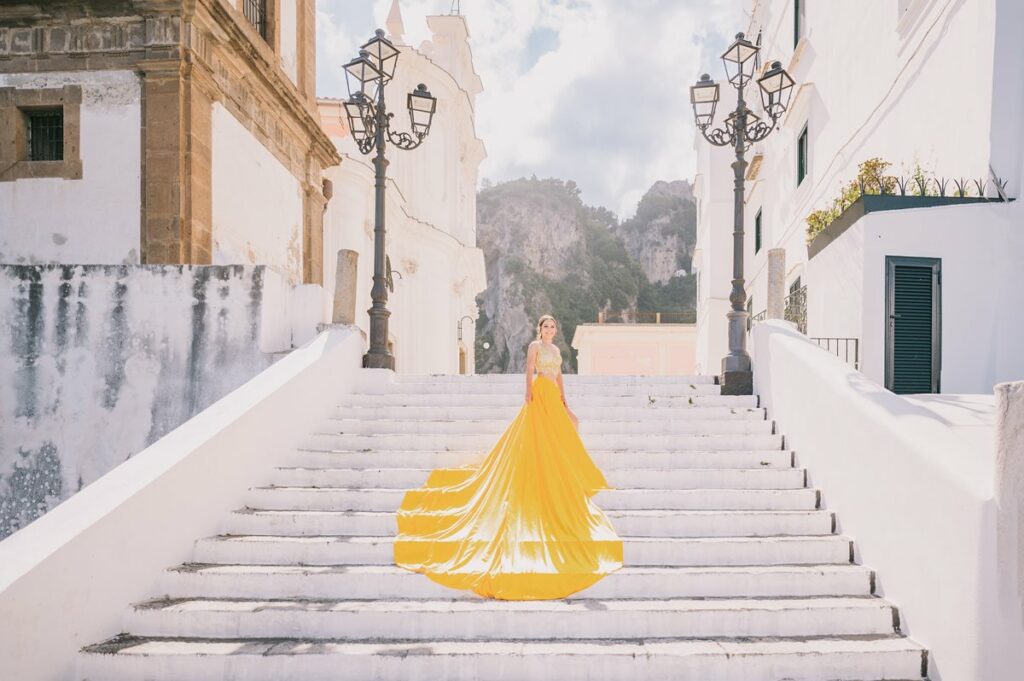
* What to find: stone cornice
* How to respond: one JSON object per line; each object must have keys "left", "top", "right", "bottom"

{"left": 193, "top": 0, "right": 339, "bottom": 168}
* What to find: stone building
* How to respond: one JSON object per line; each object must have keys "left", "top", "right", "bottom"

{"left": 0, "top": 0, "right": 492, "bottom": 539}
{"left": 0, "top": 0, "right": 343, "bottom": 540}
{"left": 0, "top": 0, "right": 339, "bottom": 285}
{"left": 318, "top": 2, "right": 487, "bottom": 375}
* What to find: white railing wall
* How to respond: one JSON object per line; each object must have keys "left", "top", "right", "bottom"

{"left": 752, "top": 319, "right": 1024, "bottom": 681}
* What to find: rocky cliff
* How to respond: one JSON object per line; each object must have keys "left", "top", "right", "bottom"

{"left": 613, "top": 180, "right": 696, "bottom": 284}
{"left": 475, "top": 177, "right": 696, "bottom": 374}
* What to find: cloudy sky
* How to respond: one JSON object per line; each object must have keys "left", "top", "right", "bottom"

{"left": 317, "top": 0, "right": 738, "bottom": 220}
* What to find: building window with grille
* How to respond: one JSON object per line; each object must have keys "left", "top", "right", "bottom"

{"left": 0, "top": 85, "right": 82, "bottom": 182}
{"left": 754, "top": 208, "right": 763, "bottom": 253}
{"left": 797, "top": 124, "right": 809, "bottom": 186}
{"left": 26, "top": 109, "right": 64, "bottom": 161}
{"left": 244, "top": 0, "right": 269, "bottom": 41}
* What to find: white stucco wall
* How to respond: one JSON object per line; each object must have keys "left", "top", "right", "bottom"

{"left": 0, "top": 70, "right": 141, "bottom": 265}
{"left": 807, "top": 201, "right": 1024, "bottom": 393}
{"left": 279, "top": 0, "right": 298, "bottom": 85}
{"left": 211, "top": 103, "right": 304, "bottom": 284}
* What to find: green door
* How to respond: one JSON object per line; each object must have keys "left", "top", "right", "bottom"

{"left": 885, "top": 257, "right": 941, "bottom": 394}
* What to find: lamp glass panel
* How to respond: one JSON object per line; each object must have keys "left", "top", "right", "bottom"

{"left": 363, "top": 35, "right": 400, "bottom": 79}
{"left": 690, "top": 82, "right": 719, "bottom": 105}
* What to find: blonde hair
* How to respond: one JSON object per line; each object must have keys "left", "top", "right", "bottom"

{"left": 536, "top": 314, "right": 557, "bottom": 340}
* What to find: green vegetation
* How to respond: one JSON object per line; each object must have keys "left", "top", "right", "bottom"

{"left": 805, "top": 158, "right": 897, "bottom": 243}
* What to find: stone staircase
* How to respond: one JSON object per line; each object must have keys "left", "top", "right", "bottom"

{"left": 78, "top": 374, "right": 928, "bottom": 680}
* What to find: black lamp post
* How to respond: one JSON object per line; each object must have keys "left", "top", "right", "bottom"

{"left": 691, "top": 34, "right": 795, "bottom": 394}
{"left": 343, "top": 29, "right": 438, "bottom": 370}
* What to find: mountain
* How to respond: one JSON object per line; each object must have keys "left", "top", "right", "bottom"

{"left": 474, "top": 177, "right": 697, "bottom": 374}
{"left": 613, "top": 180, "right": 696, "bottom": 283}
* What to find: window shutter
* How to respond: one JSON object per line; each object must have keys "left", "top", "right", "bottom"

{"left": 887, "top": 258, "right": 941, "bottom": 394}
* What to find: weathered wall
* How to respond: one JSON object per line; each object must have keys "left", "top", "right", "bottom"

{"left": 0, "top": 264, "right": 279, "bottom": 539}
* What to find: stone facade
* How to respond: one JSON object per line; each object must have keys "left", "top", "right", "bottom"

{"left": 0, "top": 0, "right": 340, "bottom": 284}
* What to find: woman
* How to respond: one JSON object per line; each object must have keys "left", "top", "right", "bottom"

{"left": 393, "top": 315, "right": 624, "bottom": 600}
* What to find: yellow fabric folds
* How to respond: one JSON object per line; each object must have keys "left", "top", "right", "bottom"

{"left": 393, "top": 374, "right": 624, "bottom": 600}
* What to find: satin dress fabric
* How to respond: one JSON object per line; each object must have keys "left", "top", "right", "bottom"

{"left": 393, "top": 344, "right": 624, "bottom": 600}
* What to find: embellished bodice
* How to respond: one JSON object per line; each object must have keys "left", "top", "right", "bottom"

{"left": 535, "top": 343, "right": 561, "bottom": 376}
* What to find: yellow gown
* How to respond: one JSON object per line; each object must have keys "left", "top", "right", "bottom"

{"left": 393, "top": 343, "right": 624, "bottom": 600}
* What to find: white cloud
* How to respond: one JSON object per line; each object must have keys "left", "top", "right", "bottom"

{"left": 317, "top": 0, "right": 742, "bottom": 219}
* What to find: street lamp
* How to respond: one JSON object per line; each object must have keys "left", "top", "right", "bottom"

{"left": 690, "top": 34, "right": 795, "bottom": 394}
{"left": 343, "top": 29, "right": 438, "bottom": 371}
{"left": 457, "top": 315, "right": 475, "bottom": 342}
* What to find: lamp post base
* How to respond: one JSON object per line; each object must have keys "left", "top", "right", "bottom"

{"left": 720, "top": 369, "right": 753, "bottom": 396}
{"left": 363, "top": 351, "right": 395, "bottom": 371}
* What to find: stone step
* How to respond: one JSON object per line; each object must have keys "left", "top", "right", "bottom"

{"left": 337, "top": 394, "right": 758, "bottom": 409}
{"left": 125, "top": 596, "right": 898, "bottom": 640}
{"left": 245, "top": 486, "right": 820, "bottom": 512}
{"left": 303, "top": 432, "right": 785, "bottom": 452}
{"left": 364, "top": 383, "right": 723, "bottom": 397}
{"left": 320, "top": 418, "right": 775, "bottom": 436}
{"left": 78, "top": 635, "right": 927, "bottom": 681}
{"left": 394, "top": 374, "right": 720, "bottom": 385}
{"left": 191, "top": 535, "right": 853, "bottom": 567}
{"left": 266, "top": 467, "right": 806, "bottom": 491}
{"left": 289, "top": 448, "right": 794, "bottom": 470}
{"left": 334, "top": 404, "right": 767, "bottom": 421}
{"left": 224, "top": 509, "right": 835, "bottom": 538}
{"left": 160, "top": 564, "right": 876, "bottom": 600}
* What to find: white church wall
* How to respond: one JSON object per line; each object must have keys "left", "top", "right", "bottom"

{"left": 211, "top": 102, "right": 305, "bottom": 285}
{"left": 0, "top": 70, "right": 141, "bottom": 265}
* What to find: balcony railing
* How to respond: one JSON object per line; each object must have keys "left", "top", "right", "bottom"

{"left": 784, "top": 285, "right": 807, "bottom": 334}
{"left": 597, "top": 310, "right": 696, "bottom": 324}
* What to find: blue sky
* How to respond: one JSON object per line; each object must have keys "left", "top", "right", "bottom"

{"left": 316, "top": 0, "right": 739, "bottom": 219}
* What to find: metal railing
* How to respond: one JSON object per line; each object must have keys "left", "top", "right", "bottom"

{"left": 598, "top": 310, "right": 696, "bottom": 324}
{"left": 811, "top": 336, "right": 860, "bottom": 369}
{"left": 784, "top": 286, "right": 807, "bottom": 334}
{"left": 750, "top": 309, "right": 767, "bottom": 331}
{"left": 243, "top": 0, "right": 268, "bottom": 40}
